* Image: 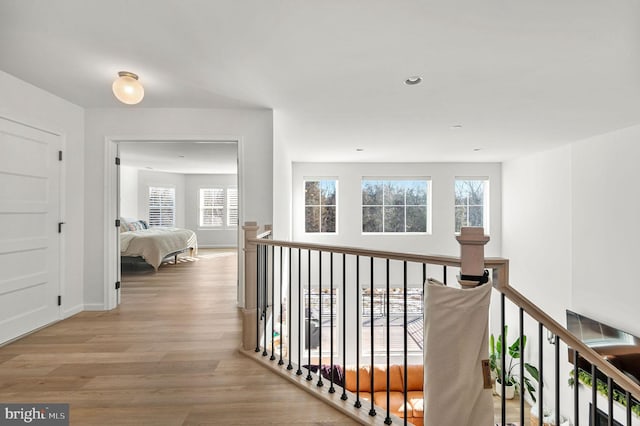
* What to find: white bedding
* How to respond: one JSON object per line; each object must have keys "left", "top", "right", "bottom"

{"left": 120, "top": 227, "right": 198, "bottom": 270}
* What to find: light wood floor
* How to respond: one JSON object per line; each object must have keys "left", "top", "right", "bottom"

{"left": 0, "top": 249, "right": 356, "bottom": 425}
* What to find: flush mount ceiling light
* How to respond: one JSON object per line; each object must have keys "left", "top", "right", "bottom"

{"left": 112, "top": 71, "right": 144, "bottom": 105}
{"left": 404, "top": 76, "right": 422, "bottom": 85}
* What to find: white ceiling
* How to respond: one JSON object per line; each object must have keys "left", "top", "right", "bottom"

{"left": 1, "top": 1, "right": 640, "bottom": 162}
{"left": 118, "top": 141, "right": 237, "bottom": 174}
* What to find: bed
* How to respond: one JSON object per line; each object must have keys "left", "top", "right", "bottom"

{"left": 120, "top": 219, "right": 198, "bottom": 270}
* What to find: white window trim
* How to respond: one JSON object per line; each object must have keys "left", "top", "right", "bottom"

{"left": 361, "top": 177, "right": 431, "bottom": 235}
{"left": 454, "top": 177, "right": 490, "bottom": 235}
{"left": 303, "top": 178, "right": 339, "bottom": 234}
{"left": 198, "top": 186, "right": 238, "bottom": 230}
{"left": 148, "top": 186, "right": 176, "bottom": 228}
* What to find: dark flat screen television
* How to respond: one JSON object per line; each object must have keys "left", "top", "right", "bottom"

{"left": 566, "top": 310, "right": 640, "bottom": 385}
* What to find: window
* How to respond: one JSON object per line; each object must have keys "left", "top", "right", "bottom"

{"left": 227, "top": 188, "right": 238, "bottom": 227}
{"left": 362, "top": 287, "right": 423, "bottom": 356}
{"left": 148, "top": 186, "right": 175, "bottom": 227}
{"left": 199, "top": 188, "right": 225, "bottom": 227}
{"left": 362, "top": 179, "right": 429, "bottom": 233}
{"left": 304, "top": 180, "right": 337, "bottom": 233}
{"left": 303, "top": 288, "right": 339, "bottom": 361}
{"left": 454, "top": 179, "right": 489, "bottom": 233}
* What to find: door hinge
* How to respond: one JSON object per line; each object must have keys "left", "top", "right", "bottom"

{"left": 115, "top": 219, "right": 121, "bottom": 227}
{"left": 58, "top": 151, "right": 63, "bottom": 161}
{"left": 58, "top": 222, "right": 65, "bottom": 233}
{"left": 57, "top": 295, "right": 62, "bottom": 306}
{"left": 115, "top": 157, "right": 120, "bottom": 165}
{"left": 115, "top": 281, "right": 121, "bottom": 290}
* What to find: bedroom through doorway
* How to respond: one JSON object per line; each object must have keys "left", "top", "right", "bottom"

{"left": 114, "top": 140, "right": 240, "bottom": 304}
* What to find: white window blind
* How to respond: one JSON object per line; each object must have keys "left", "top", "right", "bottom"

{"left": 227, "top": 188, "right": 238, "bottom": 227}
{"left": 148, "top": 186, "right": 175, "bottom": 227}
{"left": 200, "top": 188, "right": 225, "bottom": 227}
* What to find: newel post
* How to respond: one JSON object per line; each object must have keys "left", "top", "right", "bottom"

{"left": 456, "top": 227, "right": 490, "bottom": 288}
{"left": 242, "top": 221, "right": 260, "bottom": 351}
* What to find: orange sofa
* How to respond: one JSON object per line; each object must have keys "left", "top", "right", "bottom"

{"left": 344, "top": 364, "right": 424, "bottom": 426}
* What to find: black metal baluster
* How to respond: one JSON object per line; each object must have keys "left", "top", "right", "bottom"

{"left": 306, "top": 249, "right": 313, "bottom": 381}
{"left": 443, "top": 264, "right": 447, "bottom": 285}
{"left": 270, "top": 245, "right": 276, "bottom": 361}
{"left": 355, "top": 255, "right": 361, "bottom": 409}
{"left": 607, "top": 377, "right": 613, "bottom": 426}
{"left": 278, "top": 246, "right": 284, "bottom": 365}
{"left": 539, "top": 323, "right": 544, "bottom": 426}
{"left": 626, "top": 391, "right": 632, "bottom": 426}
{"left": 384, "top": 259, "right": 392, "bottom": 425}
{"left": 341, "top": 253, "right": 348, "bottom": 401}
{"left": 255, "top": 244, "right": 261, "bottom": 353}
{"left": 329, "top": 252, "right": 336, "bottom": 394}
{"left": 519, "top": 307, "right": 525, "bottom": 426}
{"left": 369, "top": 256, "right": 376, "bottom": 417}
{"left": 263, "top": 245, "right": 268, "bottom": 357}
{"left": 403, "top": 260, "right": 408, "bottom": 426}
{"left": 574, "top": 350, "right": 579, "bottom": 426}
{"left": 422, "top": 263, "right": 426, "bottom": 289}
{"left": 592, "top": 364, "right": 597, "bottom": 425}
{"left": 555, "top": 335, "right": 560, "bottom": 426}
{"left": 287, "top": 247, "right": 293, "bottom": 370}
{"left": 296, "top": 248, "right": 303, "bottom": 376}
{"left": 501, "top": 293, "right": 506, "bottom": 426}
{"left": 317, "top": 251, "right": 324, "bottom": 387}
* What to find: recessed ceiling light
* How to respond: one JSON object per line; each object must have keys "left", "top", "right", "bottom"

{"left": 178, "top": 155, "right": 185, "bottom": 158}
{"left": 356, "top": 148, "right": 365, "bottom": 152}
{"left": 145, "top": 166, "right": 154, "bottom": 170}
{"left": 473, "top": 148, "right": 482, "bottom": 152}
{"left": 404, "top": 76, "right": 422, "bottom": 85}
{"left": 450, "top": 124, "right": 463, "bottom": 129}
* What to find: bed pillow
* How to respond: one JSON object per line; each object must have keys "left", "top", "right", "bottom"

{"left": 127, "top": 220, "right": 147, "bottom": 231}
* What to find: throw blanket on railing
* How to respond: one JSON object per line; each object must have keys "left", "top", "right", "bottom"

{"left": 121, "top": 227, "right": 198, "bottom": 270}
{"left": 424, "top": 279, "right": 493, "bottom": 426}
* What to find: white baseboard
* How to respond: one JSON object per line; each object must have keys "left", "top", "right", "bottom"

{"left": 83, "top": 303, "right": 107, "bottom": 311}
{"left": 63, "top": 304, "right": 83, "bottom": 318}
{"left": 198, "top": 245, "right": 238, "bottom": 249}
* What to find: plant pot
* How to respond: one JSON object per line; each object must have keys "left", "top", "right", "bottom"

{"left": 495, "top": 381, "right": 515, "bottom": 399}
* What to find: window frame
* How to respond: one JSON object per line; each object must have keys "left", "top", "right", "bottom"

{"left": 303, "top": 178, "right": 338, "bottom": 234}
{"left": 454, "top": 177, "right": 490, "bottom": 234}
{"left": 199, "top": 187, "right": 225, "bottom": 228}
{"left": 361, "top": 177, "right": 431, "bottom": 235}
{"left": 148, "top": 186, "right": 176, "bottom": 228}
{"left": 227, "top": 187, "right": 238, "bottom": 228}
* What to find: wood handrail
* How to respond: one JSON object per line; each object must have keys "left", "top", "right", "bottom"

{"left": 497, "top": 282, "right": 640, "bottom": 401}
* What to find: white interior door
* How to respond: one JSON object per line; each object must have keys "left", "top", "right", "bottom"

{"left": 0, "top": 117, "right": 61, "bottom": 344}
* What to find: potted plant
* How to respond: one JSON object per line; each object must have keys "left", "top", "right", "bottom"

{"left": 489, "top": 325, "right": 540, "bottom": 402}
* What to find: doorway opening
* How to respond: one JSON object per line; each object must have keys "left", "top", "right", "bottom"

{"left": 105, "top": 137, "right": 245, "bottom": 310}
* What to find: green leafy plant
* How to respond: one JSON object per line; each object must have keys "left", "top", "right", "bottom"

{"left": 489, "top": 325, "right": 540, "bottom": 402}
{"left": 568, "top": 368, "right": 640, "bottom": 417}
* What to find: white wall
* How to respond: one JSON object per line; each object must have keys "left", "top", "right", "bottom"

{"left": 502, "top": 144, "right": 573, "bottom": 418}
{"left": 137, "top": 170, "right": 186, "bottom": 228}
{"left": 571, "top": 125, "right": 640, "bottom": 337}
{"left": 84, "top": 108, "right": 272, "bottom": 308}
{"left": 292, "top": 162, "right": 502, "bottom": 257}
{"left": 119, "top": 165, "right": 139, "bottom": 219}
{"left": 185, "top": 174, "right": 238, "bottom": 247}
{"left": 0, "top": 70, "right": 85, "bottom": 316}
{"left": 502, "top": 129, "right": 640, "bottom": 423}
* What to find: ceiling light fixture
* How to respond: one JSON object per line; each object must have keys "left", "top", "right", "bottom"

{"left": 404, "top": 76, "right": 422, "bottom": 85}
{"left": 112, "top": 71, "right": 144, "bottom": 105}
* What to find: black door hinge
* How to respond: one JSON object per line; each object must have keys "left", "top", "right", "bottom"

{"left": 58, "top": 151, "right": 63, "bottom": 161}
{"left": 115, "top": 219, "right": 121, "bottom": 227}
{"left": 58, "top": 222, "right": 65, "bottom": 233}
{"left": 115, "top": 157, "right": 120, "bottom": 165}
{"left": 115, "top": 281, "right": 121, "bottom": 290}
{"left": 57, "top": 295, "right": 62, "bottom": 306}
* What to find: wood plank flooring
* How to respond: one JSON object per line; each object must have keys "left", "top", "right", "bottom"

{"left": 0, "top": 249, "right": 356, "bottom": 425}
